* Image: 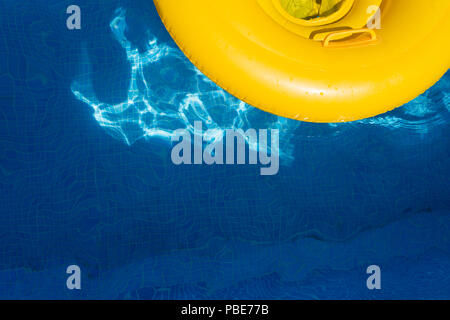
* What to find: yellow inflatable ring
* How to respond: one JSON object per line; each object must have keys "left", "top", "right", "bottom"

{"left": 154, "top": 0, "right": 450, "bottom": 122}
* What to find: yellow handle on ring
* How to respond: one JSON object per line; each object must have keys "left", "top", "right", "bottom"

{"left": 323, "top": 28, "right": 377, "bottom": 48}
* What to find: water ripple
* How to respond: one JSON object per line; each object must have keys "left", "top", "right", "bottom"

{"left": 71, "top": 8, "right": 299, "bottom": 160}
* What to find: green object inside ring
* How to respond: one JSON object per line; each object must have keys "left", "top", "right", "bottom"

{"left": 279, "top": 0, "right": 345, "bottom": 20}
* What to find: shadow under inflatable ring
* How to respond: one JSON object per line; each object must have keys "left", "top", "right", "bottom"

{"left": 154, "top": 0, "right": 450, "bottom": 122}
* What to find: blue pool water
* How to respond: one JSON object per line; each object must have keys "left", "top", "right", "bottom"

{"left": 0, "top": 0, "right": 449, "bottom": 299}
